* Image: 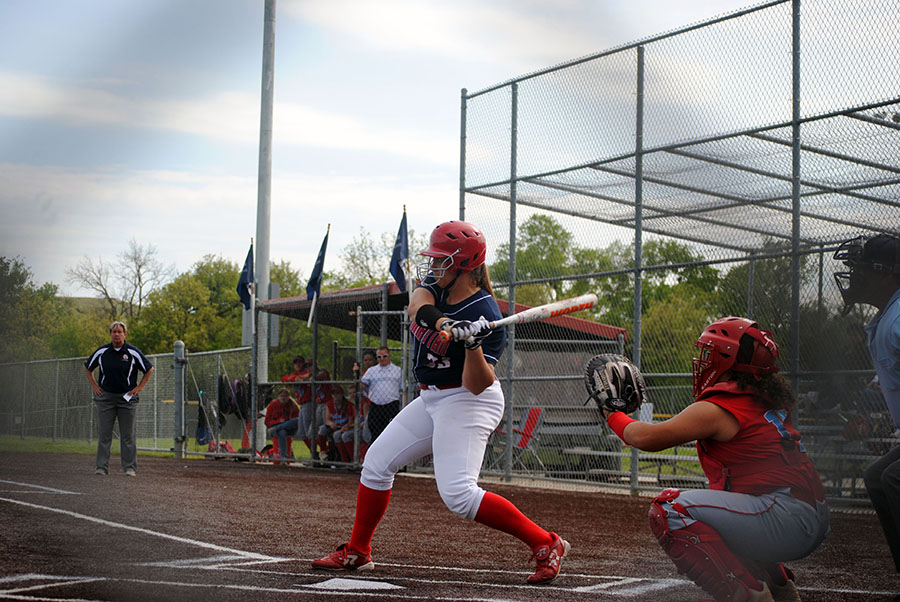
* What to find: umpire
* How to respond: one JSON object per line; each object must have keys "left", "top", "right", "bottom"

{"left": 834, "top": 233, "right": 900, "bottom": 598}
{"left": 83, "top": 321, "right": 154, "bottom": 477}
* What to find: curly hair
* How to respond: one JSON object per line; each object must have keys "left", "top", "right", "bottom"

{"left": 732, "top": 372, "right": 794, "bottom": 411}
{"left": 731, "top": 333, "right": 795, "bottom": 411}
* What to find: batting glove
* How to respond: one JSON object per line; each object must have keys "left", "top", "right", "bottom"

{"left": 463, "top": 317, "right": 491, "bottom": 349}
{"left": 441, "top": 319, "right": 480, "bottom": 342}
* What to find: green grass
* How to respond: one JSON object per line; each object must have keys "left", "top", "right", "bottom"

{"left": 0, "top": 436, "right": 249, "bottom": 458}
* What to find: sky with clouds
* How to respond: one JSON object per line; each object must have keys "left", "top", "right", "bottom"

{"left": 0, "top": 0, "right": 756, "bottom": 296}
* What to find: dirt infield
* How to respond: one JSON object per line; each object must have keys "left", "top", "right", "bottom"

{"left": 0, "top": 452, "right": 895, "bottom": 601}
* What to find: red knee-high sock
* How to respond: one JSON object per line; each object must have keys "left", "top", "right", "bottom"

{"left": 338, "top": 441, "right": 351, "bottom": 463}
{"left": 304, "top": 438, "right": 312, "bottom": 452}
{"left": 474, "top": 491, "right": 553, "bottom": 549}
{"left": 348, "top": 483, "right": 391, "bottom": 555}
{"left": 316, "top": 434, "right": 327, "bottom": 456}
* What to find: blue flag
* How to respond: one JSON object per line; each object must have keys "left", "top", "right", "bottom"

{"left": 306, "top": 229, "right": 329, "bottom": 301}
{"left": 389, "top": 210, "right": 409, "bottom": 291}
{"left": 237, "top": 244, "right": 254, "bottom": 310}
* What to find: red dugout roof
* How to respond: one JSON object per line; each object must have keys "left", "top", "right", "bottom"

{"left": 258, "top": 282, "right": 627, "bottom": 343}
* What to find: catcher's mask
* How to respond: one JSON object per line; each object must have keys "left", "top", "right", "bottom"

{"left": 833, "top": 234, "right": 900, "bottom": 315}
{"left": 584, "top": 353, "right": 647, "bottom": 414}
{"left": 692, "top": 317, "right": 779, "bottom": 398}
{"left": 416, "top": 220, "right": 486, "bottom": 282}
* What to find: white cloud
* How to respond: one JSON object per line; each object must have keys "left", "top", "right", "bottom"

{"left": 282, "top": 0, "right": 602, "bottom": 74}
{"left": 0, "top": 70, "right": 455, "bottom": 165}
{"left": 0, "top": 162, "right": 452, "bottom": 295}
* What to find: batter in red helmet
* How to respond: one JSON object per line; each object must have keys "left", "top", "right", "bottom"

{"left": 603, "top": 317, "right": 829, "bottom": 602}
{"left": 311, "top": 219, "right": 569, "bottom": 584}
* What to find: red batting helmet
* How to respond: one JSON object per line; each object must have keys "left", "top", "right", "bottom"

{"left": 416, "top": 220, "right": 486, "bottom": 281}
{"left": 691, "top": 316, "right": 779, "bottom": 397}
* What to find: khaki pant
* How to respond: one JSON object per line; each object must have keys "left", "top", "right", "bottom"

{"left": 94, "top": 391, "right": 138, "bottom": 474}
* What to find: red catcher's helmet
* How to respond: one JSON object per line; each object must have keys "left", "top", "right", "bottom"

{"left": 691, "top": 316, "right": 779, "bottom": 397}
{"left": 416, "top": 220, "right": 486, "bottom": 281}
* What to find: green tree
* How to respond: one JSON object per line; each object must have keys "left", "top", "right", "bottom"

{"left": 641, "top": 292, "right": 711, "bottom": 375}
{"left": 492, "top": 215, "right": 573, "bottom": 304}
{"left": 587, "top": 239, "right": 719, "bottom": 331}
{"left": 65, "top": 238, "right": 173, "bottom": 322}
{"left": 333, "top": 227, "right": 428, "bottom": 289}
{"left": 268, "top": 259, "right": 314, "bottom": 377}
{"left": 190, "top": 255, "right": 243, "bottom": 349}
{"left": 134, "top": 274, "right": 220, "bottom": 353}
{"left": 716, "top": 243, "right": 812, "bottom": 345}
{"left": 0, "top": 257, "right": 75, "bottom": 362}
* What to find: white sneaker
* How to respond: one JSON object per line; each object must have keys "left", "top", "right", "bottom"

{"left": 94, "top": 468, "right": 107, "bottom": 476}
{"left": 124, "top": 469, "right": 136, "bottom": 477}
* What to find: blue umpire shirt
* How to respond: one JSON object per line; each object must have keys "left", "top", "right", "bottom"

{"left": 866, "top": 287, "right": 900, "bottom": 428}
{"left": 84, "top": 343, "right": 154, "bottom": 395}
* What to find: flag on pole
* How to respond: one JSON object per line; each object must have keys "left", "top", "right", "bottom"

{"left": 307, "top": 227, "right": 330, "bottom": 301}
{"left": 389, "top": 208, "right": 409, "bottom": 292}
{"left": 237, "top": 243, "right": 254, "bottom": 310}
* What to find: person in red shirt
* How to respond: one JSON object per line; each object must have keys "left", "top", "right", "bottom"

{"left": 313, "top": 369, "right": 333, "bottom": 461}
{"left": 319, "top": 385, "right": 357, "bottom": 463}
{"left": 602, "top": 317, "right": 829, "bottom": 602}
{"left": 280, "top": 355, "right": 313, "bottom": 452}
{"left": 348, "top": 383, "right": 372, "bottom": 463}
{"left": 265, "top": 387, "right": 300, "bottom": 460}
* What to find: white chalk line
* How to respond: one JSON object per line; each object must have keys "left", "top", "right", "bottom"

{"left": 0, "top": 496, "right": 278, "bottom": 561}
{"left": 178, "top": 561, "right": 693, "bottom": 597}
{"left": 0, "top": 574, "right": 106, "bottom": 602}
{"left": 0, "top": 494, "right": 891, "bottom": 599}
{"left": 0, "top": 480, "right": 80, "bottom": 495}
{"left": 0, "top": 595, "right": 104, "bottom": 602}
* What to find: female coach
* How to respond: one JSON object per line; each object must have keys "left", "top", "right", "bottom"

{"left": 600, "top": 317, "right": 829, "bottom": 602}
{"left": 311, "top": 220, "right": 569, "bottom": 585}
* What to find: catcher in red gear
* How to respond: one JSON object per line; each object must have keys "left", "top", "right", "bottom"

{"left": 587, "top": 319, "right": 830, "bottom": 602}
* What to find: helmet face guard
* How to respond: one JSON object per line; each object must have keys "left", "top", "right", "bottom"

{"left": 416, "top": 252, "right": 458, "bottom": 282}
{"left": 691, "top": 317, "right": 779, "bottom": 397}
{"left": 832, "top": 236, "right": 865, "bottom": 314}
{"left": 833, "top": 234, "right": 900, "bottom": 314}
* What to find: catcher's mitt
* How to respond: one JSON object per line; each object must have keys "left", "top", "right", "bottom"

{"left": 584, "top": 353, "right": 647, "bottom": 414}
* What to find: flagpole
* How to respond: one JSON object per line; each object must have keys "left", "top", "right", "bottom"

{"left": 307, "top": 291, "right": 317, "bottom": 328}
{"left": 404, "top": 204, "right": 412, "bottom": 304}
{"left": 248, "top": 238, "right": 258, "bottom": 459}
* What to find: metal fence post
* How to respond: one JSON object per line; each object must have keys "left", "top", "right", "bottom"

{"left": 503, "top": 81, "right": 519, "bottom": 481}
{"left": 21, "top": 363, "right": 27, "bottom": 439}
{"left": 53, "top": 360, "right": 59, "bottom": 442}
{"left": 153, "top": 359, "right": 158, "bottom": 448}
{"left": 630, "top": 45, "right": 646, "bottom": 496}
{"left": 174, "top": 341, "right": 187, "bottom": 459}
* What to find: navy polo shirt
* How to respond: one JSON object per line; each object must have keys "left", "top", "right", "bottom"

{"left": 84, "top": 343, "right": 153, "bottom": 394}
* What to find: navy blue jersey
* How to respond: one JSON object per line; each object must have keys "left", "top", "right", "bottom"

{"left": 411, "top": 278, "right": 506, "bottom": 387}
{"left": 84, "top": 343, "right": 153, "bottom": 394}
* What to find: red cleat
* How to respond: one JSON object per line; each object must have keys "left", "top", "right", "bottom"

{"left": 526, "top": 533, "right": 570, "bottom": 584}
{"left": 311, "top": 543, "right": 374, "bottom": 571}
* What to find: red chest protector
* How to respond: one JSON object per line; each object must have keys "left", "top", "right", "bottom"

{"left": 695, "top": 382, "right": 825, "bottom": 506}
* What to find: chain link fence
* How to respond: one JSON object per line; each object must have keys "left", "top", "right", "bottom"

{"left": 0, "top": 347, "right": 251, "bottom": 453}
{"left": 3, "top": 1, "right": 896, "bottom": 506}
{"left": 460, "top": 0, "right": 899, "bottom": 504}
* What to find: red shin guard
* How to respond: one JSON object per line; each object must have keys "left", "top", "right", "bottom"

{"left": 649, "top": 492, "right": 766, "bottom": 602}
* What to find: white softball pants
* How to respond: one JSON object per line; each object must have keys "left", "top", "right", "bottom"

{"left": 360, "top": 381, "right": 504, "bottom": 520}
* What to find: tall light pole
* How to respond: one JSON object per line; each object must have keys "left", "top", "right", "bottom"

{"left": 254, "top": 0, "right": 275, "bottom": 449}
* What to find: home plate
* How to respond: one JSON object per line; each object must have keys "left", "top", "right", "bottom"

{"left": 302, "top": 577, "right": 405, "bottom": 590}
